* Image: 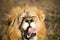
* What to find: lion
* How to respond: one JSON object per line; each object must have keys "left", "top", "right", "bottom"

{"left": 1, "top": 6, "right": 46, "bottom": 40}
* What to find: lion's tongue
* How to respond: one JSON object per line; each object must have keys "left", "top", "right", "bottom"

{"left": 28, "top": 28, "right": 36, "bottom": 35}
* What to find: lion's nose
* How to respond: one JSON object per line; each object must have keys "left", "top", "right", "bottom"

{"left": 25, "top": 19, "right": 33, "bottom": 23}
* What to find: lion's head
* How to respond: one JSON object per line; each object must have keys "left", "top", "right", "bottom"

{"left": 1, "top": 6, "right": 46, "bottom": 40}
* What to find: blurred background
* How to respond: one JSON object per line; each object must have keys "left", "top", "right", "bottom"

{"left": 0, "top": 0, "right": 60, "bottom": 40}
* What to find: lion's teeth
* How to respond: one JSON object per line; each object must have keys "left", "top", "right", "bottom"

{"left": 27, "top": 35, "right": 30, "bottom": 38}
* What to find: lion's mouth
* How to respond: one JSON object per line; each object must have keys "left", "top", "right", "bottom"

{"left": 28, "top": 27, "right": 36, "bottom": 36}
{"left": 23, "top": 26, "right": 36, "bottom": 39}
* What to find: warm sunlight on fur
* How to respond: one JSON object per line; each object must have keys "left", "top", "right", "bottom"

{"left": 1, "top": 6, "right": 46, "bottom": 40}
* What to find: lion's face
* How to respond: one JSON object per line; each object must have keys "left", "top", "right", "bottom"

{"left": 18, "top": 10, "right": 39, "bottom": 39}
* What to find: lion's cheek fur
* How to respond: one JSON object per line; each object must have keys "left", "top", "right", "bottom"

{"left": 36, "top": 22, "right": 46, "bottom": 40}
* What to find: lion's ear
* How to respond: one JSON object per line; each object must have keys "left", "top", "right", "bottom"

{"left": 40, "top": 13, "right": 45, "bottom": 21}
{"left": 37, "top": 11, "right": 45, "bottom": 21}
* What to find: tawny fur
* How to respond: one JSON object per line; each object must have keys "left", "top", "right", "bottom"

{"left": 1, "top": 6, "right": 46, "bottom": 40}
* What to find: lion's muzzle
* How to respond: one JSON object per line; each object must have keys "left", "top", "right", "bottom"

{"left": 19, "top": 17, "right": 36, "bottom": 40}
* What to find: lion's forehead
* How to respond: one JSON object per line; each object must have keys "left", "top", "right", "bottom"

{"left": 20, "top": 10, "right": 36, "bottom": 17}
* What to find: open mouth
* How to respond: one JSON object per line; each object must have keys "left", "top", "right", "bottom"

{"left": 24, "top": 26, "right": 36, "bottom": 39}
{"left": 28, "top": 27, "right": 36, "bottom": 36}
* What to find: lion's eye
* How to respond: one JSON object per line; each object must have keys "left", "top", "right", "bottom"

{"left": 22, "top": 17, "right": 26, "bottom": 19}
{"left": 25, "top": 20, "right": 29, "bottom": 22}
{"left": 30, "top": 19, "right": 33, "bottom": 22}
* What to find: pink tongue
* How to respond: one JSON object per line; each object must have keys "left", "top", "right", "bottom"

{"left": 28, "top": 28, "right": 36, "bottom": 34}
